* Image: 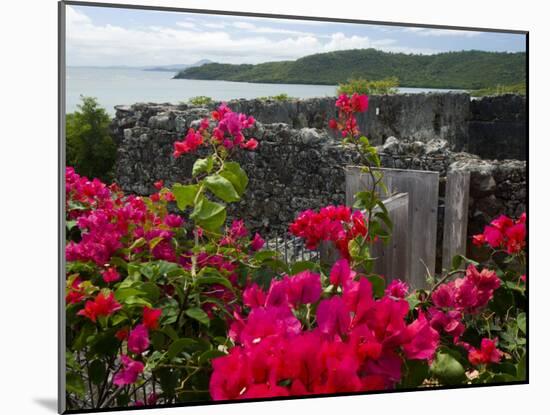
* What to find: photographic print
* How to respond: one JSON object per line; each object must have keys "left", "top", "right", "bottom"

{"left": 59, "top": 1, "right": 528, "bottom": 412}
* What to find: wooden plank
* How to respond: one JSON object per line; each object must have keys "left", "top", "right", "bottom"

{"left": 319, "top": 193, "right": 409, "bottom": 285}
{"left": 442, "top": 170, "right": 471, "bottom": 271}
{"left": 371, "top": 193, "right": 409, "bottom": 283}
{"left": 346, "top": 166, "right": 439, "bottom": 288}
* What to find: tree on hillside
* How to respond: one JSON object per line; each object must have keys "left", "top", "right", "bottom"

{"left": 66, "top": 96, "right": 116, "bottom": 182}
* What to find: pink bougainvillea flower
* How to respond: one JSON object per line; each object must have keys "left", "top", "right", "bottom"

{"left": 243, "top": 283, "right": 267, "bottom": 308}
{"left": 431, "top": 283, "right": 455, "bottom": 309}
{"left": 173, "top": 128, "right": 204, "bottom": 157}
{"left": 113, "top": 355, "right": 144, "bottom": 386}
{"left": 229, "top": 220, "right": 248, "bottom": 239}
{"left": 317, "top": 296, "right": 350, "bottom": 339}
{"left": 328, "top": 118, "right": 338, "bottom": 130}
{"left": 520, "top": 274, "right": 526, "bottom": 283}
{"left": 164, "top": 213, "right": 184, "bottom": 228}
{"left": 66, "top": 277, "right": 85, "bottom": 304}
{"left": 491, "top": 214, "right": 514, "bottom": 231}
{"left": 101, "top": 267, "right": 120, "bottom": 283}
{"left": 265, "top": 279, "right": 289, "bottom": 308}
{"left": 128, "top": 324, "right": 150, "bottom": 354}
{"left": 402, "top": 311, "right": 440, "bottom": 360}
{"left": 350, "top": 93, "right": 369, "bottom": 112}
{"left": 483, "top": 225, "right": 504, "bottom": 248}
{"left": 385, "top": 279, "right": 409, "bottom": 299}
{"left": 143, "top": 306, "right": 162, "bottom": 330}
{"left": 472, "top": 233, "right": 486, "bottom": 246}
{"left": 242, "top": 138, "right": 259, "bottom": 150}
{"left": 330, "top": 258, "right": 356, "bottom": 287}
{"left": 427, "top": 308, "right": 465, "bottom": 341}
{"left": 468, "top": 338, "right": 503, "bottom": 366}
{"left": 153, "top": 180, "right": 164, "bottom": 190}
{"left": 77, "top": 292, "right": 122, "bottom": 322}
{"left": 285, "top": 271, "right": 322, "bottom": 307}
{"left": 343, "top": 277, "right": 374, "bottom": 325}
{"left": 505, "top": 222, "right": 526, "bottom": 254}
{"left": 250, "top": 232, "right": 265, "bottom": 251}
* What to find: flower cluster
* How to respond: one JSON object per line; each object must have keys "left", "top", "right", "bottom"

{"left": 431, "top": 265, "right": 501, "bottom": 314}
{"left": 329, "top": 93, "right": 369, "bottom": 138}
{"left": 173, "top": 103, "right": 258, "bottom": 157}
{"left": 289, "top": 205, "right": 367, "bottom": 258}
{"left": 210, "top": 259, "right": 439, "bottom": 400}
{"left": 473, "top": 213, "right": 526, "bottom": 255}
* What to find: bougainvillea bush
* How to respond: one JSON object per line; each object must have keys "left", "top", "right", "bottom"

{"left": 65, "top": 96, "right": 526, "bottom": 410}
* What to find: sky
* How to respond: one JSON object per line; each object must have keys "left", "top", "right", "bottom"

{"left": 66, "top": 4, "right": 526, "bottom": 67}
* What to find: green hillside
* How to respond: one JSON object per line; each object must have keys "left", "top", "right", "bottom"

{"left": 174, "top": 49, "right": 526, "bottom": 89}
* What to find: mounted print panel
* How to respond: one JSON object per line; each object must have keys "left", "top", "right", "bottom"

{"left": 59, "top": 1, "right": 528, "bottom": 413}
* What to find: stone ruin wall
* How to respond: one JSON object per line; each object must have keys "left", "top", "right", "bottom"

{"left": 111, "top": 94, "right": 526, "bottom": 269}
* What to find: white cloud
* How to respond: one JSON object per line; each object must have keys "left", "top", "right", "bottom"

{"left": 65, "top": 6, "right": 437, "bottom": 67}
{"left": 176, "top": 21, "right": 196, "bottom": 29}
{"left": 403, "top": 27, "right": 481, "bottom": 37}
{"left": 232, "top": 21, "right": 256, "bottom": 30}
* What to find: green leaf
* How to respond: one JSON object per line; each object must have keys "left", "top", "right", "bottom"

{"left": 290, "top": 261, "right": 317, "bottom": 275}
{"left": 172, "top": 183, "right": 199, "bottom": 210}
{"left": 185, "top": 307, "right": 210, "bottom": 326}
{"left": 114, "top": 287, "right": 145, "bottom": 302}
{"left": 366, "top": 275, "right": 385, "bottom": 298}
{"left": 198, "top": 349, "right": 226, "bottom": 365}
{"left": 400, "top": 359, "right": 429, "bottom": 388}
{"left": 374, "top": 210, "right": 393, "bottom": 232}
{"left": 88, "top": 360, "right": 106, "bottom": 385}
{"left": 430, "top": 351, "right": 466, "bottom": 384}
{"left": 139, "top": 282, "right": 161, "bottom": 302}
{"left": 406, "top": 292, "right": 421, "bottom": 310}
{"left": 204, "top": 174, "right": 240, "bottom": 202}
{"left": 66, "top": 372, "right": 86, "bottom": 397}
{"left": 190, "top": 197, "right": 226, "bottom": 232}
{"left": 192, "top": 157, "right": 214, "bottom": 177}
{"left": 166, "top": 338, "right": 199, "bottom": 360}
{"left": 66, "top": 220, "right": 77, "bottom": 231}
{"left": 517, "top": 312, "right": 526, "bottom": 334}
{"left": 221, "top": 161, "right": 248, "bottom": 196}
{"left": 353, "top": 191, "right": 376, "bottom": 211}
{"left": 196, "top": 275, "right": 233, "bottom": 290}
{"left": 516, "top": 353, "right": 526, "bottom": 380}
{"left": 253, "top": 250, "right": 280, "bottom": 262}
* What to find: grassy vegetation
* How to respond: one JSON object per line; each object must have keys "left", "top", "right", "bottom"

{"left": 469, "top": 82, "right": 526, "bottom": 97}
{"left": 66, "top": 96, "right": 116, "bottom": 182}
{"left": 174, "top": 49, "right": 526, "bottom": 90}
{"left": 338, "top": 77, "right": 399, "bottom": 95}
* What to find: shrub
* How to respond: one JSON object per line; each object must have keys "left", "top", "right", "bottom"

{"left": 338, "top": 77, "right": 399, "bottom": 95}
{"left": 188, "top": 95, "right": 214, "bottom": 106}
{"left": 258, "top": 93, "right": 295, "bottom": 102}
{"left": 66, "top": 96, "right": 116, "bottom": 183}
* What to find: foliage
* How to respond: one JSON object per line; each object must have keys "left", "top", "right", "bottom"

{"left": 188, "top": 96, "right": 214, "bottom": 106}
{"left": 174, "top": 49, "right": 526, "bottom": 90}
{"left": 66, "top": 96, "right": 116, "bottom": 183}
{"left": 257, "top": 93, "right": 295, "bottom": 102}
{"left": 338, "top": 77, "right": 399, "bottom": 95}
{"left": 470, "top": 82, "right": 526, "bottom": 97}
{"left": 65, "top": 97, "right": 526, "bottom": 409}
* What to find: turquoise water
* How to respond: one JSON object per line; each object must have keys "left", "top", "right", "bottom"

{"left": 66, "top": 67, "right": 464, "bottom": 115}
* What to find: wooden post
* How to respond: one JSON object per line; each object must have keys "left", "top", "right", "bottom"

{"left": 370, "top": 193, "right": 409, "bottom": 283}
{"left": 319, "top": 192, "right": 409, "bottom": 284}
{"left": 442, "top": 170, "right": 470, "bottom": 271}
{"left": 346, "top": 166, "right": 439, "bottom": 289}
